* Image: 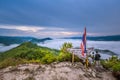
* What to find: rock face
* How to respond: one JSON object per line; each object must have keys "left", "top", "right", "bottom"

{"left": 0, "top": 62, "right": 117, "bottom": 80}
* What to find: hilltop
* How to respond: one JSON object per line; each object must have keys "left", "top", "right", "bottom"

{"left": 0, "top": 62, "right": 116, "bottom": 80}
{"left": 0, "top": 42, "right": 119, "bottom": 80}
{"left": 0, "top": 42, "right": 59, "bottom": 68}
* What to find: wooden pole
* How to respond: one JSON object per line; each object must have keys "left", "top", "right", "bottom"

{"left": 72, "top": 52, "right": 74, "bottom": 65}
{"left": 86, "top": 56, "right": 88, "bottom": 68}
{"left": 85, "top": 54, "right": 89, "bottom": 70}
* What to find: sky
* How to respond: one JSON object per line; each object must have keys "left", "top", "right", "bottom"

{"left": 0, "top": 0, "right": 120, "bottom": 38}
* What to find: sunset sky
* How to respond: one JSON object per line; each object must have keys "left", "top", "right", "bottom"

{"left": 0, "top": 0, "right": 120, "bottom": 38}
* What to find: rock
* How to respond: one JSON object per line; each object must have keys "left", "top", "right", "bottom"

{"left": 96, "top": 73, "right": 102, "bottom": 78}
{"left": 92, "top": 71, "right": 96, "bottom": 78}
{"left": 0, "top": 62, "right": 117, "bottom": 80}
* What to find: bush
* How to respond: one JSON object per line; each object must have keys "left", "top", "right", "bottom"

{"left": 58, "top": 52, "right": 72, "bottom": 62}
{"left": 58, "top": 42, "right": 80, "bottom": 62}
{"left": 112, "top": 62, "right": 120, "bottom": 72}
{"left": 101, "top": 56, "right": 120, "bottom": 72}
{"left": 0, "top": 58, "right": 24, "bottom": 69}
{"left": 101, "top": 56, "right": 120, "bottom": 70}
{"left": 101, "top": 56, "right": 120, "bottom": 80}
{"left": 41, "top": 53, "right": 57, "bottom": 64}
{"left": 58, "top": 52, "right": 80, "bottom": 62}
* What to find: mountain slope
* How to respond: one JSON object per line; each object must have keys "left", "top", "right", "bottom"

{"left": 0, "top": 42, "right": 59, "bottom": 68}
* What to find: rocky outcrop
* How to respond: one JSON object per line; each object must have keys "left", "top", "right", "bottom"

{"left": 0, "top": 62, "right": 117, "bottom": 80}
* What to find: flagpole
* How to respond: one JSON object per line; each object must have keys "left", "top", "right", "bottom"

{"left": 72, "top": 52, "right": 74, "bottom": 65}
{"left": 85, "top": 27, "right": 88, "bottom": 69}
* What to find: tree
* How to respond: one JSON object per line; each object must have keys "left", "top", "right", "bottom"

{"left": 60, "top": 42, "right": 73, "bottom": 53}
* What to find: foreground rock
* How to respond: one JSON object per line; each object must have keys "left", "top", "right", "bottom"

{"left": 0, "top": 62, "right": 117, "bottom": 80}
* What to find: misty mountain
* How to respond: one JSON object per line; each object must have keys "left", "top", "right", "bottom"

{"left": 0, "top": 36, "right": 52, "bottom": 45}
{"left": 63, "top": 35, "right": 120, "bottom": 41}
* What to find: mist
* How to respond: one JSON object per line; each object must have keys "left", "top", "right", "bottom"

{"left": 0, "top": 44, "right": 19, "bottom": 52}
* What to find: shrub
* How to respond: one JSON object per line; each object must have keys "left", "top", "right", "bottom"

{"left": 41, "top": 53, "right": 57, "bottom": 64}
{"left": 0, "top": 58, "right": 24, "bottom": 69}
{"left": 101, "top": 56, "right": 120, "bottom": 72}
{"left": 58, "top": 52, "right": 80, "bottom": 62}
{"left": 112, "top": 62, "right": 120, "bottom": 72}
{"left": 60, "top": 42, "right": 73, "bottom": 53}
{"left": 58, "top": 52, "right": 72, "bottom": 62}
{"left": 58, "top": 42, "right": 80, "bottom": 62}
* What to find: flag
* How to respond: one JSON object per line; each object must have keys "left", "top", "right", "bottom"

{"left": 80, "top": 27, "right": 87, "bottom": 56}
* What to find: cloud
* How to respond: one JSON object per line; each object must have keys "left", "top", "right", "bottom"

{"left": 37, "top": 31, "right": 80, "bottom": 36}
{"left": 16, "top": 26, "right": 45, "bottom": 32}
{"left": 0, "top": 25, "right": 82, "bottom": 37}
{"left": 0, "top": 25, "right": 45, "bottom": 32}
{"left": 0, "top": 24, "right": 117, "bottom": 38}
{"left": 0, "top": 44, "right": 19, "bottom": 52}
{"left": 60, "top": 32, "right": 80, "bottom": 36}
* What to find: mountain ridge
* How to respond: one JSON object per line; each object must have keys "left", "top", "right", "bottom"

{"left": 0, "top": 36, "right": 52, "bottom": 45}
{"left": 63, "top": 35, "right": 120, "bottom": 41}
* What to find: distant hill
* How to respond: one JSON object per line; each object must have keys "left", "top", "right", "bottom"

{"left": 0, "top": 36, "right": 52, "bottom": 45}
{"left": 63, "top": 35, "right": 120, "bottom": 41}
{"left": 94, "top": 49, "right": 117, "bottom": 56}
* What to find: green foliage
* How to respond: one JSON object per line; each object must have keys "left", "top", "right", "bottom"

{"left": 58, "top": 42, "right": 80, "bottom": 62}
{"left": 0, "top": 42, "right": 80, "bottom": 68}
{"left": 41, "top": 53, "right": 57, "bottom": 64}
{"left": 58, "top": 52, "right": 72, "bottom": 62}
{"left": 0, "top": 58, "right": 25, "bottom": 69}
{"left": 58, "top": 42, "right": 73, "bottom": 62}
{"left": 60, "top": 42, "right": 73, "bottom": 53}
{"left": 101, "top": 56, "right": 120, "bottom": 79}
{"left": 58, "top": 52, "right": 80, "bottom": 62}
{"left": 0, "top": 42, "right": 59, "bottom": 68}
{"left": 112, "top": 63, "right": 120, "bottom": 72}
{"left": 101, "top": 56, "right": 120, "bottom": 72}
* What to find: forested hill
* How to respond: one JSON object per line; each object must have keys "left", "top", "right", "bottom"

{"left": 0, "top": 36, "right": 52, "bottom": 45}
{"left": 0, "top": 42, "right": 59, "bottom": 68}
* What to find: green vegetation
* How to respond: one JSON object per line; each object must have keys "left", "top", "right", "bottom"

{"left": 0, "top": 42, "right": 59, "bottom": 68}
{"left": 58, "top": 42, "right": 80, "bottom": 62}
{"left": 0, "top": 42, "right": 80, "bottom": 68}
{"left": 101, "top": 56, "right": 120, "bottom": 72}
{"left": 101, "top": 56, "right": 120, "bottom": 79}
